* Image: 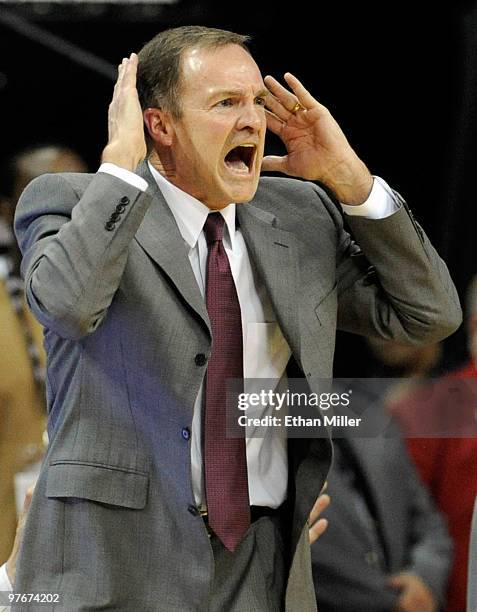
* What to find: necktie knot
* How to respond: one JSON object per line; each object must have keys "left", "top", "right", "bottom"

{"left": 203, "top": 213, "right": 224, "bottom": 245}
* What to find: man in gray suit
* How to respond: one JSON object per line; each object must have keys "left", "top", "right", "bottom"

{"left": 13, "top": 26, "right": 461, "bottom": 611}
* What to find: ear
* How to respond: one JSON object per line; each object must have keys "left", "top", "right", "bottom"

{"left": 143, "top": 108, "right": 174, "bottom": 147}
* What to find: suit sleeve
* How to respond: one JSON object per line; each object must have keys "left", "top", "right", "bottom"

{"left": 314, "top": 184, "right": 462, "bottom": 345}
{"left": 14, "top": 172, "right": 153, "bottom": 340}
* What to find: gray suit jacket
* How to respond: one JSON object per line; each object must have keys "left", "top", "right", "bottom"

{"left": 12, "top": 162, "right": 461, "bottom": 611}
{"left": 312, "top": 426, "right": 452, "bottom": 611}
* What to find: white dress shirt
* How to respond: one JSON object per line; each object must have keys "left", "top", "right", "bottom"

{"left": 99, "top": 162, "right": 398, "bottom": 507}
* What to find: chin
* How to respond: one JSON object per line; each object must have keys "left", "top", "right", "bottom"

{"left": 212, "top": 175, "right": 259, "bottom": 208}
{"left": 230, "top": 181, "right": 259, "bottom": 205}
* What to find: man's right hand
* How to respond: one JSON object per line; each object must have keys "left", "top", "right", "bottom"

{"left": 101, "top": 53, "right": 147, "bottom": 172}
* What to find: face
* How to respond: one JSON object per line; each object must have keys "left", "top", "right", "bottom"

{"left": 164, "top": 44, "right": 267, "bottom": 209}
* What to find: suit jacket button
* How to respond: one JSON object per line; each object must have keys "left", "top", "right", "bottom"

{"left": 120, "top": 196, "right": 130, "bottom": 205}
{"left": 116, "top": 204, "right": 126, "bottom": 213}
{"left": 110, "top": 212, "right": 121, "bottom": 222}
{"left": 188, "top": 505, "right": 199, "bottom": 516}
{"left": 195, "top": 353, "right": 207, "bottom": 366}
{"left": 105, "top": 221, "right": 116, "bottom": 231}
{"left": 181, "top": 427, "right": 191, "bottom": 441}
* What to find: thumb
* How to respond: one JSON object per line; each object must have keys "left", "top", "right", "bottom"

{"left": 261, "top": 155, "right": 289, "bottom": 174}
{"left": 387, "top": 574, "right": 406, "bottom": 589}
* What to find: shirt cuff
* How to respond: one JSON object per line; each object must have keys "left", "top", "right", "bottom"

{"left": 340, "top": 176, "right": 400, "bottom": 219}
{"left": 0, "top": 562, "right": 12, "bottom": 592}
{"left": 98, "top": 163, "right": 148, "bottom": 192}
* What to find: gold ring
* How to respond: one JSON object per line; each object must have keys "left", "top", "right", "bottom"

{"left": 290, "top": 101, "right": 304, "bottom": 114}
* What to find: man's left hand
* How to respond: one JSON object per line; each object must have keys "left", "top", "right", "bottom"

{"left": 262, "top": 73, "right": 373, "bottom": 205}
{"left": 387, "top": 572, "right": 437, "bottom": 612}
{"left": 308, "top": 492, "right": 330, "bottom": 544}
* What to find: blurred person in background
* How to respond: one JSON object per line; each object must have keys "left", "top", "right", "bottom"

{"left": 0, "top": 486, "right": 34, "bottom": 611}
{"left": 367, "top": 282, "right": 477, "bottom": 612}
{"left": 0, "top": 486, "right": 34, "bottom": 612}
{"left": 312, "top": 384, "right": 451, "bottom": 611}
{"left": 0, "top": 144, "right": 88, "bottom": 275}
{"left": 0, "top": 145, "right": 87, "bottom": 565}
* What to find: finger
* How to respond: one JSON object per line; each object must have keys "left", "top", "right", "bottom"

{"left": 309, "top": 493, "right": 330, "bottom": 524}
{"left": 265, "top": 110, "right": 284, "bottom": 136}
{"left": 113, "top": 63, "right": 122, "bottom": 95}
{"left": 119, "top": 58, "right": 131, "bottom": 87}
{"left": 113, "top": 59, "right": 127, "bottom": 96}
{"left": 23, "top": 487, "right": 34, "bottom": 510}
{"left": 264, "top": 75, "right": 301, "bottom": 115}
{"left": 265, "top": 91, "right": 292, "bottom": 122}
{"left": 283, "top": 72, "right": 320, "bottom": 110}
{"left": 26, "top": 484, "right": 35, "bottom": 497}
{"left": 261, "top": 155, "right": 289, "bottom": 174}
{"left": 309, "top": 517, "right": 328, "bottom": 545}
{"left": 122, "top": 53, "right": 139, "bottom": 89}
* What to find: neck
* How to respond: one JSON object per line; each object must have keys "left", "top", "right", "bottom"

{"left": 148, "top": 149, "right": 178, "bottom": 182}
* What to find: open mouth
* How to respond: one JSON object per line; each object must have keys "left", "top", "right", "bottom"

{"left": 224, "top": 144, "right": 256, "bottom": 174}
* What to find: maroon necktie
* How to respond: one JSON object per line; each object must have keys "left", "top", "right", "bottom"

{"left": 203, "top": 213, "right": 250, "bottom": 552}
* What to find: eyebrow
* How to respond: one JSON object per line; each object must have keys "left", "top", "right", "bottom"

{"left": 208, "top": 88, "right": 269, "bottom": 101}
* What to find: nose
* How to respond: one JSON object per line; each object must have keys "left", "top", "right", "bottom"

{"left": 236, "top": 101, "right": 263, "bottom": 132}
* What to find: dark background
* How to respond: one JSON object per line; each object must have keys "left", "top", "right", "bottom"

{"left": 1, "top": 0, "right": 476, "bottom": 373}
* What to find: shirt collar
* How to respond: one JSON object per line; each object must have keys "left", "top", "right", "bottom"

{"left": 148, "top": 162, "right": 236, "bottom": 250}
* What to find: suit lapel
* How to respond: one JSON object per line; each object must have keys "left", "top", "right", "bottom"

{"left": 134, "top": 162, "right": 211, "bottom": 334}
{"left": 237, "top": 203, "right": 301, "bottom": 358}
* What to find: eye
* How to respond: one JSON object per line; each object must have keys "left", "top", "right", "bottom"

{"left": 255, "top": 96, "right": 266, "bottom": 107}
{"left": 216, "top": 98, "right": 234, "bottom": 108}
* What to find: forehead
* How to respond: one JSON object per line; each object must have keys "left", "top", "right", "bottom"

{"left": 180, "top": 44, "right": 264, "bottom": 98}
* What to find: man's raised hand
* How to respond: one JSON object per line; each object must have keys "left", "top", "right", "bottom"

{"left": 262, "top": 73, "right": 373, "bottom": 205}
{"left": 102, "top": 53, "right": 147, "bottom": 171}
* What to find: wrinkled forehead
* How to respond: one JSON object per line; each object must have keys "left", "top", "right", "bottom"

{"left": 179, "top": 44, "right": 265, "bottom": 99}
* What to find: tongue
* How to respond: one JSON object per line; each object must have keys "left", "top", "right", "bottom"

{"left": 225, "top": 158, "right": 248, "bottom": 172}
